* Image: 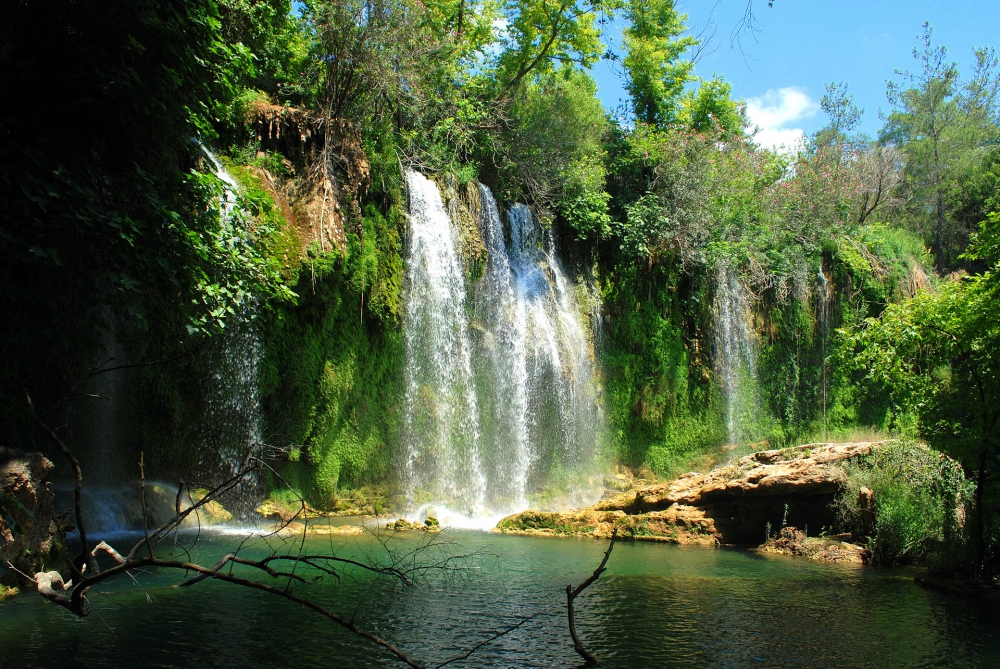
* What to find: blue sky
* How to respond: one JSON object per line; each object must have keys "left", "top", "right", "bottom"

{"left": 591, "top": 0, "right": 1000, "bottom": 150}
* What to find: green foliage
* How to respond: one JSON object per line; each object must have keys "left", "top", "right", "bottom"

{"left": 841, "top": 259, "right": 1000, "bottom": 573}
{"left": 836, "top": 441, "right": 972, "bottom": 565}
{"left": 492, "top": 0, "right": 608, "bottom": 99}
{"left": 677, "top": 76, "right": 745, "bottom": 139}
{"left": 600, "top": 261, "right": 724, "bottom": 474}
{"left": 257, "top": 192, "right": 406, "bottom": 506}
{"left": 503, "top": 68, "right": 611, "bottom": 236}
{"left": 622, "top": 0, "right": 697, "bottom": 126}
{"left": 881, "top": 23, "right": 1000, "bottom": 270}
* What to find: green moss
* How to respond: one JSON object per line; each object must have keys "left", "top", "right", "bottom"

{"left": 257, "top": 183, "right": 406, "bottom": 508}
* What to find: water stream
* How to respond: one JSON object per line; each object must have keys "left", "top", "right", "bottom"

{"left": 713, "top": 264, "right": 759, "bottom": 446}
{"left": 402, "top": 172, "right": 602, "bottom": 526}
{"left": 67, "top": 146, "right": 264, "bottom": 534}
{"left": 817, "top": 266, "right": 831, "bottom": 438}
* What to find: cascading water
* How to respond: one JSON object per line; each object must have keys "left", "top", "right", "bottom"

{"left": 199, "top": 146, "right": 264, "bottom": 512}
{"left": 402, "top": 171, "right": 487, "bottom": 521}
{"left": 402, "top": 172, "right": 603, "bottom": 527}
{"left": 817, "top": 266, "right": 831, "bottom": 438}
{"left": 75, "top": 146, "right": 262, "bottom": 534}
{"left": 713, "top": 264, "right": 759, "bottom": 447}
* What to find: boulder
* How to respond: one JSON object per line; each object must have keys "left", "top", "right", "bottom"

{"left": 1, "top": 448, "right": 65, "bottom": 586}
{"left": 757, "top": 527, "right": 867, "bottom": 564}
{"left": 272, "top": 520, "right": 365, "bottom": 537}
{"left": 593, "top": 442, "right": 886, "bottom": 545}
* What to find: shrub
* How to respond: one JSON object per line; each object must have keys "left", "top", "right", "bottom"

{"left": 836, "top": 440, "right": 971, "bottom": 565}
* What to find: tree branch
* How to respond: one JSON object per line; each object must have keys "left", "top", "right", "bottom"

{"left": 566, "top": 528, "right": 617, "bottom": 664}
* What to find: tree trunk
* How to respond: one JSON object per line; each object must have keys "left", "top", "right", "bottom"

{"left": 936, "top": 187, "right": 946, "bottom": 273}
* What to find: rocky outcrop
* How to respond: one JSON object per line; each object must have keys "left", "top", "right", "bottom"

{"left": 440, "top": 177, "right": 487, "bottom": 280}
{"left": 388, "top": 517, "right": 441, "bottom": 532}
{"left": 495, "top": 507, "right": 718, "bottom": 545}
{"left": 757, "top": 527, "right": 867, "bottom": 563}
{"left": 249, "top": 100, "right": 372, "bottom": 255}
{"left": 497, "top": 441, "right": 890, "bottom": 547}
{"left": 274, "top": 521, "right": 366, "bottom": 538}
{"left": 1, "top": 448, "right": 66, "bottom": 587}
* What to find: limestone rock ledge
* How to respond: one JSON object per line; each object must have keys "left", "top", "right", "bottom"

{"left": 495, "top": 507, "right": 718, "bottom": 545}
{"left": 496, "top": 441, "right": 890, "bottom": 548}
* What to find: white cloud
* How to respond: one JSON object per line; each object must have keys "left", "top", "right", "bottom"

{"left": 745, "top": 87, "right": 819, "bottom": 153}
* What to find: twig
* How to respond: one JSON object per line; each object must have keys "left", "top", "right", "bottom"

{"left": 139, "top": 452, "right": 153, "bottom": 559}
{"left": 23, "top": 390, "right": 99, "bottom": 576}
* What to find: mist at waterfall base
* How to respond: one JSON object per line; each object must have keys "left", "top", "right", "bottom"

{"left": 401, "top": 172, "right": 604, "bottom": 528}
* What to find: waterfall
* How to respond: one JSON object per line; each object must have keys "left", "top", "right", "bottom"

{"left": 402, "top": 172, "right": 487, "bottom": 520}
{"left": 197, "top": 144, "right": 263, "bottom": 513}
{"left": 402, "top": 172, "right": 603, "bottom": 526}
{"left": 713, "top": 264, "right": 758, "bottom": 447}
{"left": 817, "top": 266, "right": 830, "bottom": 438}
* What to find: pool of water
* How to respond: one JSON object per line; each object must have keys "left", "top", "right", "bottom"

{"left": 2, "top": 529, "right": 998, "bottom": 668}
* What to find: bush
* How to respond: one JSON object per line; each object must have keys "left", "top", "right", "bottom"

{"left": 836, "top": 441, "right": 972, "bottom": 565}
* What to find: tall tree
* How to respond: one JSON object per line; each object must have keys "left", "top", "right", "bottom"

{"left": 493, "top": 0, "right": 610, "bottom": 100}
{"left": 815, "top": 81, "right": 864, "bottom": 160}
{"left": 882, "top": 24, "right": 1000, "bottom": 271}
{"left": 621, "top": 0, "right": 697, "bottom": 126}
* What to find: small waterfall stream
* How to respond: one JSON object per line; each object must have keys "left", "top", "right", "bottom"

{"left": 817, "top": 266, "right": 831, "bottom": 438}
{"left": 70, "top": 146, "right": 263, "bottom": 534}
{"left": 713, "top": 264, "right": 759, "bottom": 447}
{"left": 403, "top": 172, "right": 603, "bottom": 526}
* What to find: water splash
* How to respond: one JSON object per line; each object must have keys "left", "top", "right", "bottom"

{"left": 713, "top": 264, "right": 758, "bottom": 446}
{"left": 402, "top": 172, "right": 603, "bottom": 527}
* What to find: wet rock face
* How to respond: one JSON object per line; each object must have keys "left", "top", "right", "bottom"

{"left": 1, "top": 448, "right": 63, "bottom": 585}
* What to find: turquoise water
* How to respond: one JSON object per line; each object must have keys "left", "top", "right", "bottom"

{"left": 1, "top": 529, "right": 998, "bottom": 668}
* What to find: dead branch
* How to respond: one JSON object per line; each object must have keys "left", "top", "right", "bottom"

{"left": 435, "top": 614, "right": 540, "bottom": 669}
{"left": 23, "top": 441, "right": 517, "bottom": 669}
{"left": 23, "top": 390, "right": 99, "bottom": 577}
{"left": 566, "top": 528, "right": 617, "bottom": 664}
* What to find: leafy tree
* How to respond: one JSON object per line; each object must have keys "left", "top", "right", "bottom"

{"left": 843, "top": 214, "right": 1000, "bottom": 574}
{"left": 493, "top": 0, "right": 611, "bottom": 99}
{"left": 677, "top": 76, "right": 745, "bottom": 140}
{"left": 621, "top": 0, "right": 697, "bottom": 126}
{"left": 505, "top": 68, "right": 611, "bottom": 236}
{"left": 815, "top": 82, "right": 865, "bottom": 159}
{"left": 882, "top": 24, "right": 1000, "bottom": 271}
